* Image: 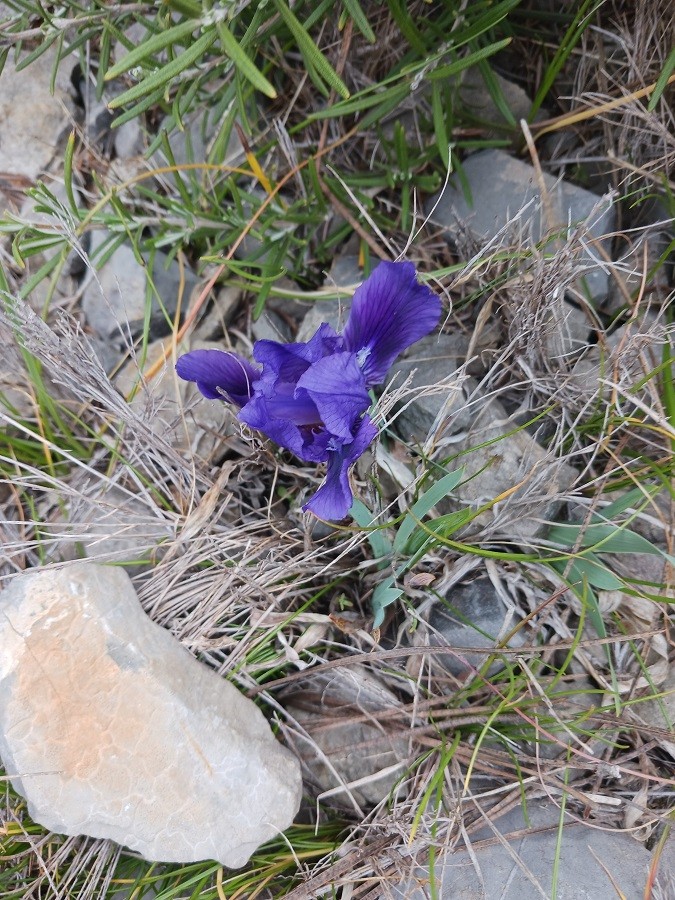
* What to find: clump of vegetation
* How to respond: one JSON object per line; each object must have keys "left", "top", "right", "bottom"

{"left": 1, "top": 0, "right": 673, "bottom": 897}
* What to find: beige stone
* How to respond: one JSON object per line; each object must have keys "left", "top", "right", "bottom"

{"left": 0, "top": 563, "right": 302, "bottom": 867}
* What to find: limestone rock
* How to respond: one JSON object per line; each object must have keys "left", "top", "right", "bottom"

{"left": 413, "top": 577, "right": 526, "bottom": 678}
{"left": 0, "top": 46, "right": 77, "bottom": 181}
{"left": 0, "top": 563, "right": 302, "bottom": 867}
{"left": 388, "top": 801, "right": 667, "bottom": 899}
{"left": 81, "top": 232, "right": 198, "bottom": 342}
{"left": 428, "top": 149, "right": 615, "bottom": 304}
{"left": 284, "top": 666, "right": 409, "bottom": 808}
{"left": 450, "top": 395, "right": 576, "bottom": 543}
{"left": 115, "top": 339, "right": 239, "bottom": 464}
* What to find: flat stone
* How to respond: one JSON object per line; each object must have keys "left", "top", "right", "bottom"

{"left": 0, "top": 563, "right": 302, "bottom": 867}
{"left": 449, "top": 396, "right": 576, "bottom": 543}
{"left": 459, "top": 65, "right": 543, "bottom": 137}
{"left": 0, "top": 46, "right": 78, "bottom": 181}
{"left": 388, "top": 802, "right": 666, "bottom": 899}
{"left": 413, "top": 577, "right": 526, "bottom": 678}
{"left": 427, "top": 149, "right": 615, "bottom": 304}
{"left": 284, "top": 665, "right": 409, "bottom": 808}
{"left": 81, "top": 232, "right": 198, "bottom": 342}
{"left": 389, "top": 333, "right": 472, "bottom": 442}
{"left": 48, "top": 484, "right": 172, "bottom": 567}
{"left": 296, "top": 254, "right": 360, "bottom": 343}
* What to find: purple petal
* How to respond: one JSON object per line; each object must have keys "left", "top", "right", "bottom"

{"left": 176, "top": 350, "right": 260, "bottom": 406}
{"left": 342, "top": 261, "right": 441, "bottom": 387}
{"left": 303, "top": 415, "right": 378, "bottom": 520}
{"left": 297, "top": 351, "right": 370, "bottom": 442}
{"left": 239, "top": 395, "right": 330, "bottom": 463}
{"left": 253, "top": 323, "right": 343, "bottom": 394}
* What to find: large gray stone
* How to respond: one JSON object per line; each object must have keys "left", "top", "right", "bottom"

{"left": 428, "top": 149, "right": 615, "bottom": 304}
{"left": 413, "top": 577, "right": 526, "bottom": 678}
{"left": 0, "top": 46, "right": 77, "bottom": 181}
{"left": 81, "top": 232, "right": 198, "bottom": 341}
{"left": 389, "top": 333, "right": 472, "bottom": 442}
{"left": 284, "top": 666, "right": 409, "bottom": 808}
{"left": 387, "top": 802, "right": 668, "bottom": 899}
{"left": 0, "top": 563, "right": 302, "bottom": 867}
{"left": 448, "top": 396, "right": 576, "bottom": 543}
{"left": 115, "top": 339, "right": 239, "bottom": 465}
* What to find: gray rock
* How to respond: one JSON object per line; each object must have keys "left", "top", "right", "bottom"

{"left": 633, "top": 667, "right": 675, "bottom": 758}
{"left": 389, "top": 333, "right": 471, "bottom": 442}
{"left": 428, "top": 149, "right": 615, "bottom": 304}
{"left": 0, "top": 563, "right": 302, "bottom": 868}
{"left": 284, "top": 665, "right": 409, "bottom": 808}
{"left": 413, "top": 577, "right": 526, "bottom": 678}
{"left": 571, "top": 312, "right": 672, "bottom": 404}
{"left": 81, "top": 232, "right": 198, "bottom": 342}
{"left": 296, "top": 254, "right": 360, "bottom": 343}
{"left": 251, "top": 309, "right": 292, "bottom": 343}
{"left": 0, "top": 46, "right": 77, "bottom": 181}
{"left": 449, "top": 396, "right": 576, "bottom": 543}
{"left": 48, "top": 483, "right": 172, "bottom": 566}
{"left": 459, "top": 65, "right": 543, "bottom": 137}
{"left": 387, "top": 802, "right": 666, "bottom": 899}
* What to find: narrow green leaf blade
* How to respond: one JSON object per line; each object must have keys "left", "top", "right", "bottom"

{"left": 371, "top": 577, "right": 403, "bottom": 629}
{"left": 273, "top": 0, "right": 350, "bottom": 99}
{"left": 216, "top": 21, "right": 277, "bottom": 98}
{"left": 108, "top": 30, "right": 217, "bottom": 108}
{"left": 394, "top": 469, "right": 464, "bottom": 554}
{"left": 105, "top": 19, "right": 199, "bottom": 79}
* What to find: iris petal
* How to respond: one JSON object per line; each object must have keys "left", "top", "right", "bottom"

{"left": 297, "top": 351, "right": 370, "bottom": 441}
{"left": 175, "top": 349, "right": 259, "bottom": 406}
{"left": 302, "top": 416, "right": 378, "bottom": 520}
{"left": 342, "top": 261, "right": 442, "bottom": 387}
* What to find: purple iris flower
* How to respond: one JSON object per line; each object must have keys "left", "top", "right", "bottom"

{"left": 176, "top": 261, "right": 441, "bottom": 520}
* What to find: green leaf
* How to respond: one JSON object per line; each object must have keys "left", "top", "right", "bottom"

{"left": 556, "top": 555, "right": 624, "bottom": 592}
{"left": 394, "top": 469, "right": 464, "bottom": 554}
{"left": 215, "top": 21, "right": 277, "bottom": 99}
{"left": 428, "top": 38, "right": 512, "bottom": 82}
{"left": 342, "top": 0, "right": 376, "bottom": 43}
{"left": 648, "top": 48, "right": 675, "bottom": 111}
{"left": 350, "top": 499, "right": 393, "bottom": 560}
{"left": 546, "top": 522, "right": 662, "bottom": 556}
{"left": 273, "top": 0, "right": 350, "bottom": 99}
{"left": 371, "top": 576, "right": 403, "bottom": 629}
{"left": 108, "top": 29, "right": 218, "bottom": 109}
{"left": 104, "top": 19, "right": 199, "bottom": 79}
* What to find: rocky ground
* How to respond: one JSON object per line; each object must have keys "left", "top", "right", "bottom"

{"left": 0, "top": 2, "right": 674, "bottom": 898}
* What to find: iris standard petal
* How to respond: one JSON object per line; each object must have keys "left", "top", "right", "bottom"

{"left": 175, "top": 349, "right": 260, "bottom": 406}
{"left": 342, "top": 261, "right": 442, "bottom": 387}
{"left": 297, "top": 351, "right": 371, "bottom": 441}
{"left": 302, "top": 415, "right": 378, "bottom": 520}
{"left": 253, "top": 322, "right": 344, "bottom": 394}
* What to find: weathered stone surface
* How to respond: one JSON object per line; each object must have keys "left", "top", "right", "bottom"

{"left": 0, "top": 46, "right": 77, "bottom": 181}
{"left": 49, "top": 484, "right": 172, "bottom": 566}
{"left": 428, "top": 149, "right": 615, "bottom": 304}
{"left": 459, "top": 65, "right": 543, "bottom": 137}
{"left": 389, "top": 333, "right": 471, "bottom": 442}
{"left": 296, "top": 254, "right": 360, "bottom": 343}
{"left": 0, "top": 564, "right": 302, "bottom": 867}
{"left": 284, "top": 666, "right": 409, "bottom": 808}
{"left": 81, "top": 232, "right": 198, "bottom": 342}
{"left": 387, "top": 802, "right": 667, "bottom": 899}
{"left": 449, "top": 396, "right": 576, "bottom": 543}
{"left": 413, "top": 577, "right": 526, "bottom": 678}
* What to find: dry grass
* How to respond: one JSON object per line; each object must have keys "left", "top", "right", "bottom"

{"left": 1, "top": 0, "right": 674, "bottom": 897}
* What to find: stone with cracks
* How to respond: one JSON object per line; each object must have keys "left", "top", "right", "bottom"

{"left": 0, "top": 563, "right": 302, "bottom": 868}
